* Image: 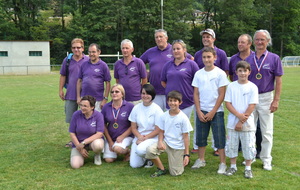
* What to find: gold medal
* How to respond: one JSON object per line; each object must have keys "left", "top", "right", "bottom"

{"left": 256, "top": 73, "right": 262, "bottom": 80}
{"left": 113, "top": 122, "right": 119, "bottom": 129}
{"left": 254, "top": 51, "right": 268, "bottom": 80}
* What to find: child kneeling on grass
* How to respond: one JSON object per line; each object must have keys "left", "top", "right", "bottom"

{"left": 224, "top": 61, "right": 259, "bottom": 179}
{"left": 145, "top": 90, "right": 193, "bottom": 177}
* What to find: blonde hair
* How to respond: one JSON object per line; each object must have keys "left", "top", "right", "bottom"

{"left": 71, "top": 38, "right": 84, "bottom": 48}
{"left": 111, "top": 83, "right": 125, "bottom": 100}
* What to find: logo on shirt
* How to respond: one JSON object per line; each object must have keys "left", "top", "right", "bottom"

{"left": 129, "top": 66, "right": 136, "bottom": 72}
{"left": 94, "top": 68, "right": 100, "bottom": 72}
{"left": 148, "top": 114, "right": 154, "bottom": 118}
{"left": 175, "top": 123, "right": 181, "bottom": 128}
{"left": 243, "top": 92, "right": 250, "bottom": 96}
{"left": 121, "top": 111, "right": 127, "bottom": 117}
{"left": 167, "top": 54, "right": 173, "bottom": 58}
{"left": 179, "top": 68, "right": 187, "bottom": 72}
{"left": 263, "top": 63, "right": 270, "bottom": 69}
{"left": 91, "top": 121, "right": 96, "bottom": 127}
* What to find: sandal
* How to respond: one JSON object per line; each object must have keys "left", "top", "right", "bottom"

{"left": 64, "top": 141, "right": 72, "bottom": 148}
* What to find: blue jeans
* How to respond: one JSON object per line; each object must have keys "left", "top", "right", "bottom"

{"left": 196, "top": 111, "right": 226, "bottom": 149}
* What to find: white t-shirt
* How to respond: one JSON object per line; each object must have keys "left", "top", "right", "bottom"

{"left": 129, "top": 102, "right": 163, "bottom": 136}
{"left": 192, "top": 67, "right": 229, "bottom": 112}
{"left": 224, "top": 81, "right": 259, "bottom": 131}
{"left": 158, "top": 110, "right": 193, "bottom": 149}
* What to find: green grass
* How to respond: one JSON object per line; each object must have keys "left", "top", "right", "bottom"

{"left": 0, "top": 68, "right": 299, "bottom": 190}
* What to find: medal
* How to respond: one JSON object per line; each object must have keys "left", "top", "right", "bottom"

{"left": 112, "top": 101, "right": 122, "bottom": 130}
{"left": 113, "top": 122, "right": 119, "bottom": 129}
{"left": 254, "top": 51, "right": 268, "bottom": 80}
{"left": 256, "top": 73, "right": 262, "bottom": 80}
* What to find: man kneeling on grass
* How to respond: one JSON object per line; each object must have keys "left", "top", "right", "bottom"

{"left": 145, "top": 90, "right": 193, "bottom": 177}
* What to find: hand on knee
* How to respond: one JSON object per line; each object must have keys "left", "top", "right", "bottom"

{"left": 104, "top": 158, "right": 115, "bottom": 163}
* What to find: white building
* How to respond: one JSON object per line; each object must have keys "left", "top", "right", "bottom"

{"left": 0, "top": 41, "right": 50, "bottom": 75}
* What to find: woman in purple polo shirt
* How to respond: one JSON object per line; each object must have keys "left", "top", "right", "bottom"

{"left": 161, "top": 40, "right": 199, "bottom": 118}
{"left": 102, "top": 84, "right": 134, "bottom": 162}
{"left": 69, "top": 95, "right": 105, "bottom": 169}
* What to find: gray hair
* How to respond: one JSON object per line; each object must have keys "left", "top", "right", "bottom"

{"left": 254, "top": 29, "right": 272, "bottom": 46}
{"left": 240, "top": 34, "right": 253, "bottom": 44}
{"left": 121, "top": 39, "right": 134, "bottom": 49}
{"left": 154, "top": 29, "right": 168, "bottom": 38}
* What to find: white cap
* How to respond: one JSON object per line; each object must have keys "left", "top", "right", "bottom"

{"left": 200, "top": 28, "right": 216, "bottom": 38}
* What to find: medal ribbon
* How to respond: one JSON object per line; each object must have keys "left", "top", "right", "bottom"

{"left": 254, "top": 51, "right": 269, "bottom": 72}
{"left": 112, "top": 107, "right": 120, "bottom": 123}
{"left": 112, "top": 101, "right": 122, "bottom": 124}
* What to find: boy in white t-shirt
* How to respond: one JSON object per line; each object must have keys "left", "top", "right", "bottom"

{"left": 145, "top": 90, "right": 193, "bottom": 177}
{"left": 191, "top": 47, "right": 229, "bottom": 174}
{"left": 224, "top": 61, "right": 259, "bottom": 179}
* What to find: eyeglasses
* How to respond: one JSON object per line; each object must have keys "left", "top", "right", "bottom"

{"left": 255, "top": 38, "right": 266, "bottom": 42}
{"left": 72, "top": 47, "right": 82, "bottom": 49}
{"left": 88, "top": 51, "right": 97, "bottom": 54}
{"left": 111, "top": 90, "right": 120, "bottom": 94}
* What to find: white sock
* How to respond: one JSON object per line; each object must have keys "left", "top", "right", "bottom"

{"left": 231, "top": 164, "right": 237, "bottom": 170}
{"left": 245, "top": 166, "right": 251, "bottom": 170}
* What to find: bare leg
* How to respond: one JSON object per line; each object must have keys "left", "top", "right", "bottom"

{"left": 198, "top": 146, "right": 206, "bottom": 161}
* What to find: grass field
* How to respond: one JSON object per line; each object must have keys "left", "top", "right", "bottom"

{"left": 0, "top": 67, "right": 299, "bottom": 189}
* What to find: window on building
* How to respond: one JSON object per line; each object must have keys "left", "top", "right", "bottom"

{"left": 0, "top": 51, "right": 8, "bottom": 56}
{"left": 29, "top": 51, "right": 42, "bottom": 56}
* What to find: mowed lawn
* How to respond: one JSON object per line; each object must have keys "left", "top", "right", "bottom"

{"left": 0, "top": 67, "right": 299, "bottom": 190}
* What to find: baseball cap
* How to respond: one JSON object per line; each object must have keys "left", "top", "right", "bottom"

{"left": 200, "top": 29, "right": 216, "bottom": 38}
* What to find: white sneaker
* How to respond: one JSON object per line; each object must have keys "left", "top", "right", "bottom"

{"left": 94, "top": 154, "right": 102, "bottom": 165}
{"left": 217, "top": 163, "right": 227, "bottom": 174}
{"left": 242, "top": 158, "right": 256, "bottom": 166}
{"left": 191, "top": 159, "right": 206, "bottom": 169}
{"left": 263, "top": 161, "right": 272, "bottom": 171}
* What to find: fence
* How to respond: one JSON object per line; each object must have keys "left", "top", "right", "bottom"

{"left": 1, "top": 54, "right": 297, "bottom": 75}
{"left": 0, "top": 53, "right": 123, "bottom": 75}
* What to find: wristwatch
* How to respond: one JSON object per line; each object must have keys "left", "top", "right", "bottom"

{"left": 81, "top": 141, "right": 86, "bottom": 146}
{"left": 104, "top": 97, "right": 108, "bottom": 100}
{"left": 183, "top": 154, "right": 190, "bottom": 158}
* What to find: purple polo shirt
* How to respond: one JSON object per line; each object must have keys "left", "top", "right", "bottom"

{"left": 69, "top": 110, "right": 105, "bottom": 148}
{"left": 229, "top": 51, "right": 254, "bottom": 81}
{"left": 140, "top": 43, "right": 193, "bottom": 95}
{"left": 114, "top": 57, "right": 147, "bottom": 101}
{"left": 60, "top": 54, "right": 89, "bottom": 100}
{"left": 194, "top": 46, "right": 229, "bottom": 71}
{"left": 78, "top": 60, "right": 111, "bottom": 101}
{"left": 248, "top": 50, "right": 284, "bottom": 94}
{"left": 161, "top": 58, "right": 199, "bottom": 109}
{"left": 101, "top": 100, "right": 134, "bottom": 141}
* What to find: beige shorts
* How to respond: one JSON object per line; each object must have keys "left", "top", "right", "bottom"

{"left": 146, "top": 141, "right": 184, "bottom": 176}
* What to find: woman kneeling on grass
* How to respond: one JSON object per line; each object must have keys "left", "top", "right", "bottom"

{"left": 69, "top": 95, "right": 105, "bottom": 169}
{"left": 101, "top": 84, "right": 134, "bottom": 162}
{"left": 128, "top": 84, "right": 164, "bottom": 168}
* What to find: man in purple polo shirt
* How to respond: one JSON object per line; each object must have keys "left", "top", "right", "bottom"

{"left": 59, "top": 38, "right": 89, "bottom": 147}
{"left": 77, "top": 43, "right": 111, "bottom": 112}
{"left": 248, "top": 30, "right": 283, "bottom": 171}
{"left": 229, "top": 34, "right": 254, "bottom": 81}
{"left": 140, "top": 29, "right": 193, "bottom": 111}
{"left": 114, "top": 39, "right": 147, "bottom": 105}
{"left": 194, "top": 28, "right": 229, "bottom": 75}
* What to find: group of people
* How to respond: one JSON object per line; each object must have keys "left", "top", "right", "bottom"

{"left": 58, "top": 28, "right": 283, "bottom": 179}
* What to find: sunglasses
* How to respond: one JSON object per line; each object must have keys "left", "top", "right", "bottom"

{"left": 72, "top": 47, "right": 82, "bottom": 49}
{"left": 111, "top": 90, "right": 120, "bottom": 94}
{"left": 125, "top": 66, "right": 128, "bottom": 75}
